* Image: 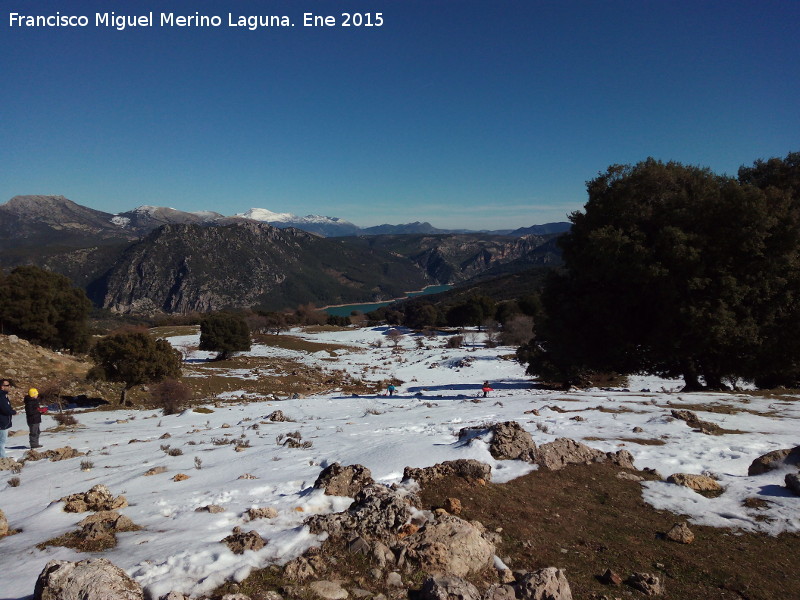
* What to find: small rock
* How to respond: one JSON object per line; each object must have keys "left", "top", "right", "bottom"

{"left": 386, "top": 572, "right": 404, "bottom": 588}
{"left": 420, "top": 576, "right": 480, "bottom": 600}
{"left": 246, "top": 507, "right": 279, "bottom": 520}
{"left": 196, "top": 504, "right": 225, "bottom": 513}
{"left": 665, "top": 522, "right": 695, "bottom": 544}
{"left": 443, "top": 497, "right": 463, "bottom": 515}
{"left": 599, "top": 568, "right": 623, "bottom": 586}
{"left": 627, "top": 572, "right": 664, "bottom": 596}
{"left": 666, "top": 473, "right": 722, "bottom": 494}
{"left": 172, "top": 473, "right": 190, "bottom": 481}
{"left": 309, "top": 580, "right": 349, "bottom": 600}
{"left": 144, "top": 466, "right": 168, "bottom": 476}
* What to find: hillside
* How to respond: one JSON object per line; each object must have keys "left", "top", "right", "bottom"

{"left": 0, "top": 326, "right": 797, "bottom": 600}
{"left": 91, "top": 222, "right": 433, "bottom": 313}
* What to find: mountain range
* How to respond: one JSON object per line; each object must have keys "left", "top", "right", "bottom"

{"left": 0, "top": 195, "right": 567, "bottom": 314}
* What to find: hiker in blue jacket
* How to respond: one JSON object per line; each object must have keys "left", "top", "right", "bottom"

{"left": 0, "top": 378, "right": 18, "bottom": 458}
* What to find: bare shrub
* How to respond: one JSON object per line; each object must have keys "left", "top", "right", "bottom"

{"left": 386, "top": 328, "right": 404, "bottom": 349}
{"left": 167, "top": 447, "right": 183, "bottom": 456}
{"left": 80, "top": 460, "right": 94, "bottom": 470}
{"left": 194, "top": 457, "right": 203, "bottom": 470}
{"left": 151, "top": 378, "right": 193, "bottom": 415}
{"left": 53, "top": 412, "right": 78, "bottom": 427}
{"left": 8, "top": 477, "right": 20, "bottom": 487}
{"left": 500, "top": 315, "right": 535, "bottom": 346}
{"left": 446, "top": 335, "right": 464, "bottom": 349}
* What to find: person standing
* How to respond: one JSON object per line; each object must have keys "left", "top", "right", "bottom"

{"left": 481, "top": 381, "right": 493, "bottom": 398}
{"left": 24, "top": 388, "right": 44, "bottom": 449}
{"left": 387, "top": 383, "right": 396, "bottom": 397}
{"left": 0, "top": 378, "right": 18, "bottom": 458}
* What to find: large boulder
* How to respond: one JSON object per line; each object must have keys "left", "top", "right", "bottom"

{"left": 314, "top": 463, "right": 374, "bottom": 497}
{"left": 404, "top": 514, "right": 495, "bottom": 577}
{"left": 514, "top": 568, "right": 573, "bottom": 600}
{"left": 747, "top": 446, "right": 800, "bottom": 475}
{"left": 536, "top": 438, "right": 635, "bottom": 471}
{"left": 403, "top": 459, "right": 492, "bottom": 485}
{"left": 458, "top": 421, "right": 537, "bottom": 462}
{"left": 33, "top": 558, "right": 144, "bottom": 600}
{"left": 306, "top": 484, "right": 414, "bottom": 541}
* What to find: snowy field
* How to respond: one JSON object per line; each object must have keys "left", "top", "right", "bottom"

{"left": 1, "top": 326, "right": 798, "bottom": 599}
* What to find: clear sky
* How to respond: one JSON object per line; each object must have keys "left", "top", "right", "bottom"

{"left": 1, "top": 0, "right": 798, "bottom": 229}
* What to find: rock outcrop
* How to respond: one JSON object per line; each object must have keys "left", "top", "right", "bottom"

{"left": 536, "top": 438, "right": 635, "bottom": 471}
{"left": 748, "top": 446, "right": 800, "bottom": 475}
{"left": 61, "top": 485, "right": 128, "bottom": 512}
{"left": 314, "top": 463, "right": 375, "bottom": 497}
{"left": 666, "top": 473, "right": 722, "bottom": 494}
{"left": 403, "top": 459, "right": 492, "bottom": 485}
{"left": 33, "top": 558, "right": 144, "bottom": 600}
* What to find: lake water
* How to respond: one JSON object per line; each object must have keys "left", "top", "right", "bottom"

{"left": 324, "top": 285, "right": 453, "bottom": 316}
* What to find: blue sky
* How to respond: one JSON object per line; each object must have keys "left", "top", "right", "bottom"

{"left": 1, "top": 0, "right": 798, "bottom": 229}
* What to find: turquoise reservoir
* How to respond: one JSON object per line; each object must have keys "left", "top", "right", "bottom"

{"left": 324, "top": 285, "right": 452, "bottom": 317}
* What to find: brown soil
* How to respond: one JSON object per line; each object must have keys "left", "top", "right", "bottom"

{"left": 418, "top": 464, "right": 798, "bottom": 600}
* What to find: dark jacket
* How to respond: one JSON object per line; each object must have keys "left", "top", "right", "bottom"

{"left": 24, "top": 395, "right": 42, "bottom": 425}
{"left": 0, "top": 390, "right": 16, "bottom": 430}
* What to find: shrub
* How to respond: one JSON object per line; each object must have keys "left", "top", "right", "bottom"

{"left": 8, "top": 477, "right": 20, "bottom": 487}
{"left": 446, "top": 335, "right": 464, "bottom": 349}
{"left": 53, "top": 412, "right": 78, "bottom": 427}
{"left": 151, "top": 378, "right": 193, "bottom": 415}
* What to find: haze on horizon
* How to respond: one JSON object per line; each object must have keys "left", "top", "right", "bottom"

{"left": 1, "top": 0, "right": 798, "bottom": 230}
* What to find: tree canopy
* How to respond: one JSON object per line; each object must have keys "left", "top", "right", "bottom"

{"left": 0, "top": 265, "right": 92, "bottom": 352}
{"left": 520, "top": 153, "right": 800, "bottom": 389}
{"left": 199, "top": 312, "right": 251, "bottom": 360}
{"left": 89, "top": 331, "right": 182, "bottom": 403}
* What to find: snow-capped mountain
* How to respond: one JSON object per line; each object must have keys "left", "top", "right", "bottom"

{"left": 236, "top": 208, "right": 361, "bottom": 236}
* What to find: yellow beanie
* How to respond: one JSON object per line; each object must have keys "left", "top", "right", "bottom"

{"left": 28, "top": 388, "right": 38, "bottom": 398}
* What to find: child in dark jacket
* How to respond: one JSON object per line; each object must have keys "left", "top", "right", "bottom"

{"left": 24, "top": 388, "right": 44, "bottom": 449}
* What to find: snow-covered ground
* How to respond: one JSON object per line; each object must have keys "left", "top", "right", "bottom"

{"left": 1, "top": 326, "right": 798, "bottom": 599}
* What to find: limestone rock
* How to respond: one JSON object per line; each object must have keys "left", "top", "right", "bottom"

{"left": 0, "top": 508, "right": 8, "bottom": 536}
{"left": 483, "top": 584, "right": 516, "bottom": 600}
{"left": 196, "top": 504, "right": 225, "bottom": 513}
{"left": 306, "top": 484, "right": 414, "bottom": 541}
{"left": 748, "top": 446, "right": 800, "bottom": 475}
{"left": 33, "top": 558, "right": 144, "bottom": 600}
{"left": 514, "top": 568, "right": 573, "bottom": 600}
{"left": 222, "top": 527, "right": 266, "bottom": 554}
{"left": 626, "top": 572, "right": 664, "bottom": 596}
{"left": 443, "top": 497, "right": 462, "bottom": 515}
{"left": 144, "top": 466, "right": 168, "bottom": 476}
{"left": 61, "top": 485, "right": 128, "bottom": 513}
{"left": 665, "top": 522, "right": 695, "bottom": 544}
{"left": 666, "top": 473, "right": 722, "bottom": 494}
{"left": 314, "top": 463, "right": 374, "bottom": 497}
{"left": 246, "top": 506, "right": 279, "bottom": 520}
{"left": 404, "top": 514, "right": 495, "bottom": 577}
{"left": 785, "top": 472, "right": 800, "bottom": 496}
{"left": 308, "top": 580, "right": 349, "bottom": 600}
{"left": 267, "top": 410, "right": 288, "bottom": 422}
{"left": 403, "top": 459, "right": 492, "bottom": 485}
{"left": 420, "top": 576, "right": 481, "bottom": 600}
{"left": 536, "top": 438, "right": 635, "bottom": 471}
{"left": 458, "top": 421, "right": 537, "bottom": 462}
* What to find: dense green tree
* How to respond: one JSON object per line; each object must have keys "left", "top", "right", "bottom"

{"left": 0, "top": 265, "right": 91, "bottom": 352}
{"left": 199, "top": 312, "right": 251, "bottom": 360}
{"left": 524, "top": 156, "right": 800, "bottom": 389}
{"left": 403, "top": 301, "right": 442, "bottom": 330}
{"left": 445, "top": 296, "right": 496, "bottom": 328}
{"left": 89, "top": 331, "right": 182, "bottom": 404}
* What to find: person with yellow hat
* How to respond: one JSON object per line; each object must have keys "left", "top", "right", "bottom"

{"left": 24, "top": 387, "right": 44, "bottom": 449}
